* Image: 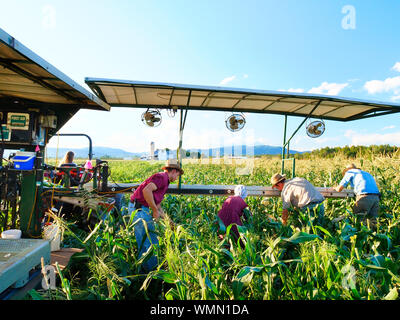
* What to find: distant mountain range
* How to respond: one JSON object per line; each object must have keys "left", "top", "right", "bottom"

{"left": 45, "top": 147, "right": 146, "bottom": 159}
{"left": 193, "top": 145, "right": 306, "bottom": 157}
{"left": 45, "top": 145, "right": 306, "bottom": 159}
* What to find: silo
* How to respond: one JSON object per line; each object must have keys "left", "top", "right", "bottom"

{"left": 150, "top": 141, "right": 155, "bottom": 160}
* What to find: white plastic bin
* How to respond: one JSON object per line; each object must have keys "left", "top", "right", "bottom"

{"left": 1, "top": 229, "right": 22, "bottom": 239}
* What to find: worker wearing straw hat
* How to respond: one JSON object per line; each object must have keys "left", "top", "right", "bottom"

{"left": 334, "top": 163, "right": 380, "bottom": 228}
{"left": 128, "top": 159, "right": 184, "bottom": 273}
{"left": 271, "top": 173, "right": 325, "bottom": 225}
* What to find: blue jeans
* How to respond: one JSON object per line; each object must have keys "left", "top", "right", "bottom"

{"left": 303, "top": 202, "right": 325, "bottom": 217}
{"left": 302, "top": 202, "right": 325, "bottom": 225}
{"left": 128, "top": 202, "right": 158, "bottom": 273}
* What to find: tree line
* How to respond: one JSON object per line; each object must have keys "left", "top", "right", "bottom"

{"left": 294, "top": 144, "right": 400, "bottom": 159}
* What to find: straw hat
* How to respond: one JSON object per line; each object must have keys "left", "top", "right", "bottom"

{"left": 342, "top": 163, "right": 359, "bottom": 176}
{"left": 162, "top": 159, "right": 184, "bottom": 175}
{"left": 270, "top": 173, "right": 286, "bottom": 187}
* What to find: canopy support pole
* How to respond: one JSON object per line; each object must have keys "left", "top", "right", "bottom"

{"left": 177, "top": 91, "right": 191, "bottom": 189}
{"left": 281, "top": 100, "right": 322, "bottom": 176}
{"left": 281, "top": 115, "right": 288, "bottom": 174}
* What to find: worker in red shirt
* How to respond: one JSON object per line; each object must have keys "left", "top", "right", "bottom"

{"left": 128, "top": 159, "right": 183, "bottom": 272}
{"left": 217, "top": 185, "right": 251, "bottom": 247}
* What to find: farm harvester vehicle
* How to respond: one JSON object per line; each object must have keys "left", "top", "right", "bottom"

{"left": 0, "top": 110, "right": 117, "bottom": 238}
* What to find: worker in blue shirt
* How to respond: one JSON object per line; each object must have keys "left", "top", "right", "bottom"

{"left": 334, "top": 163, "right": 380, "bottom": 228}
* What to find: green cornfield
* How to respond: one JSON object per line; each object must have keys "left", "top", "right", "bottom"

{"left": 30, "top": 154, "right": 400, "bottom": 300}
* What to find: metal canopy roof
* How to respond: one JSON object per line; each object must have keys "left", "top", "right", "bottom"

{"left": 85, "top": 78, "right": 400, "bottom": 121}
{"left": 0, "top": 28, "right": 109, "bottom": 110}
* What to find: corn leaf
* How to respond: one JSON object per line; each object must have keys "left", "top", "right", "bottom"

{"left": 384, "top": 287, "right": 398, "bottom": 300}
{"left": 28, "top": 289, "right": 44, "bottom": 300}
{"left": 154, "top": 270, "right": 177, "bottom": 284}
{"left": 205, "top": 275, "right": 219, "bottom": 295}
{"left": 283, "top": 231, "right": 320, "bottom": 244}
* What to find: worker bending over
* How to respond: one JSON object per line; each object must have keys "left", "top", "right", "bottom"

{"left": 271, "top": 173, "right": 325, "bottom": 225}
{"left": 334, "top": 163, "right": 380, "bottom": 229}
{"left": 217, "top": 185, "right": 251, "bottom": 247}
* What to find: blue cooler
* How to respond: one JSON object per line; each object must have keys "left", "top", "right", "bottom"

{"left": 12, "top": 151, "right": 36, "bottom": 170}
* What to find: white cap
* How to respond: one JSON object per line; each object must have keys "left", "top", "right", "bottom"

{"left": 234, "top": 185, "right": 248, "bottom": 199}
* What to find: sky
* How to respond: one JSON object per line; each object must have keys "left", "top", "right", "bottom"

{"left": 1, "top": 0, "right": 400, "bottom": 154}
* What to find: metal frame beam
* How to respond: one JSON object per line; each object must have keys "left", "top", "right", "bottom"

{"left": 103, "top": 182, "right": 355, "bottom": 198}
{"left": 55, "top": 133, "right": 93, "bottom": 160}
{"left": 98, "top": 102, "right": 377, "bottom": 122}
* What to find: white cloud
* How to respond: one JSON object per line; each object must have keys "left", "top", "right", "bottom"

{"left": 344, "top": 129, "right": 400, "bottom": 146}
{"left": 243, "top": 74, "right": 248, "bottom": 79}
{"left": 253, "top": 137, "right": 274, "bottom": 145}
{"left": 279, "top": 81, "right": 349, "bottom": 96}
{"left": 285, "top": 88, "right": 305, "bottom": 93}
{"left": 308, "top": 81, "right": 349, "bottom": 96}
{"left": 364, "top": 76, "right": 400, "bottom": 95}
{"left": 391, "top": 95, "right": 400, "bottom": 102}
{"left": 219, "top": 75, "right": 236, "bottom": 85}
{"left": 382, "top": 125, "right": 396, "bottom": 130}
{"left": 392, "top": 62, "right": 400, "bottom": 72}
{"left": 292, "top": 135, "right": 342, "bottom": 151}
